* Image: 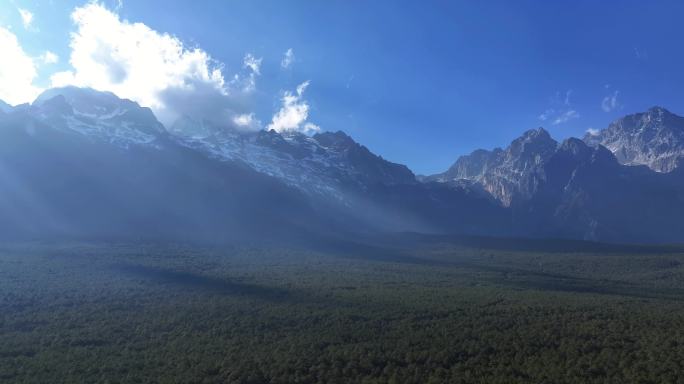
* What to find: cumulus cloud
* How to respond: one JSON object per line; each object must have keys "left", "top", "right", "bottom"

{"left": 601, "top": 90, "right": 621, "bottom": 112}
{"left": 51, "top": 2, "right": 255, "bottom": 129}
{"left": 539, "top": 90, "right": 580, "bottom": 126}
{"left": 40, "top": 51, "right": 59, "bottom": 64}
{"left": 267, "top": 81, "right": 320, "bottom": 134}
{"left": 281, "top": 48, "right": 295, "bottom": 69}
{"left": 18, "top": 8, "right": 33, "bottom": 29}
{"left": 0, "top": 27, "right": 42, "bottom": 105}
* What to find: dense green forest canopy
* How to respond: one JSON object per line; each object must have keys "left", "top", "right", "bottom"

{"left": 2, "top": 238, "right": 684, "bottom": 383}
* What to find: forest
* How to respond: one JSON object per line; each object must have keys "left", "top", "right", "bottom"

{"left": 1, "top": 237, "right": 684, "bottom": 383}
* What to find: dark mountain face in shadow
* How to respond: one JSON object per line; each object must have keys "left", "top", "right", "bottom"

{"left": 429, "top": 113, "right": 684, "bottom": 243}
{"left": 514, "top": 138, "right": 684, "bottom": 242}
{"left": 0, "top": 111, "right": 329, "bottom": 243}
{"left": 0, "top": 87, "right": 509, "bottom": 244}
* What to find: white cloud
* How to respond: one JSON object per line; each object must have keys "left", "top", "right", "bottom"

{"left": 51, "top": 2, "right": 255, "bottom": 129}
{"left": 539, "top": 89, "right": 580, "bottom": 126}
{"left": 601, "top": 90, "right": 621, "bottom": 112}
{"left": 18, "top": 8, "right": 33, "bottom": 29}
{"left": 552, "top": 110, "right": 579, "bottom": 125}
{"left": 243, "top": 53, "right": 262, "bottom": 75}
{"left": 232, "top": 113, "right": 261, "bottom": 130}
{"left": 267, "top": 80, "right": 320, "bottom": 134}
{"left": 586, "top": 127, "right": 600, "bottom": 136}
{"left": 281, "top": 48, "right": 294, "bottom": 69}
{"left": 40, "top": 51, "right": 59, "bottom": 64}
{"left": 302, "top": 122, "right": 320, "bottom": 134}
{"left": 563, "top": 90, "right": 572, "bottom": 106}
{"left": 0, "top": 27, "right": 42, "bottom": 105}
{"left": 538, "top": 108, "right": 554, "bottom": 121}
{"left": 239, "top": 53, "right": 262, "bottom": 92}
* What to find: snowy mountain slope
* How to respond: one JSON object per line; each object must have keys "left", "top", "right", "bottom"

{"left": 170, "top": 117, "right": 416, "bottom": 200}
{"left": 0, "top": 87, "right": 509, "bottom": 240}
{"left": 31, "top": 87, "right": 167, "bottom": 148}
{"left": 0, "top": 100, "right": 12, "bottom": 114}
{"left": 4, "top": 86, "right": 684, "bottom": 243}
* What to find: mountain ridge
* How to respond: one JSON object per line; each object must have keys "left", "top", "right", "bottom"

{"left": 0, "top": 87, "right": 510, "bottom": 242}
{"left": 583, "top": 106, "right": 684, "bottom": 172}
{"left": 1, "top": 87, "right": 683, "bottom": 243}
{"left": 427, "top": 107, "right": 684, "bottom": 242}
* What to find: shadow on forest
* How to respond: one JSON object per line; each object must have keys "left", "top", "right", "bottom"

{"left": 332, "top": 244, "right": 453, "bottom": 266}
{"left": 493, "top": 275, "right": 684, "bottom": 301}
{"left": 111, "top": 263, "right": 290, "bottom": 301}
{"left": 363, "top": 232, "right": 684, "bottom": 255}
{"left": 327, "top": 240, "right": 684, "bottom": 302}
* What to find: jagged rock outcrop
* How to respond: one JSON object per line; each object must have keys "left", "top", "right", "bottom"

{"left": 584, "top": 106, "right": 684, "bottom": 172}
{"left": 426, "top": 128, "right": 557, "bottom": 206}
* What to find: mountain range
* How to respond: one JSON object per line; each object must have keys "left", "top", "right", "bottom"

{"left": 1, "top": 87, "right": 683, "bottom": 244}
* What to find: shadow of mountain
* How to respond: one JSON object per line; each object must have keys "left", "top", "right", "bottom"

{"left": 366, "top": 232, "right": 684, "bottom": 255}
{"left": 491, "top": 274, "right": 684, "bottom": 302}
{"left": 316, "top": 238, "right": 684, "bottom": 302}
{"left": 111, "top": 263, "right": 289, "bottom": 301}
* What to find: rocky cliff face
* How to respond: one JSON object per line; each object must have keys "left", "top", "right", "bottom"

{"left": 171, "top": 119, "right": 417, "bottom": 200}
{"left": 584, "top": 106, "right": 684, "bottom": 172}
{"left": 428, "top": 117, "right": 684, "bottom": 243}
{"left": 426, "top": 128, "right": 557, "bottom": 206}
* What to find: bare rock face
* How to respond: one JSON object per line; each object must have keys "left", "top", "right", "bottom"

{"left": 584, "top": 106, "right": 684, "bottom": 173}
{"left": 427, "top": 117, "right": 684, "bottom": 243}
{"left": 426, "top": 127, "right": 558, "bottom": 206}
{"left": 172, "top": 122, "right": 418, "bottom": 200}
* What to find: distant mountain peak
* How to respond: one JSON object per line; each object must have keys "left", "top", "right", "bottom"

{"left": 313, "top": 130, "right": 356, "bottom": 149}
{"left": 34, "top": 86, "right": 121, "bottom": 108}
{"left": 2, "top": 85, "right": 684, "bottom": 243}
{"left": 0, "top": 99, "right": 12, "bottom": 114}
{"left": 558, "top": 137, "right": 587, "bottom": 152}
{"left": 425, "top": 126, "right": 559, "bottom": 206}
{"left": 521, "top": 126, "right": 550, "bottom": 139}
{"left": 646, "top": 105, "right": 672, "bottom": 114}
{"left": 507, "top": 126, "right": 557, "bottom": 161}
{"left": 584, "top": 107, "right": 684, "bottom": 172}
{"left": 167, "top": 114, "right": 415, "bottom": 198}
{"left": 515, "top": 127, "right": 553, "bottom": 143}
{"left": 30, "top": 86, "right": 166, "bottom": 148}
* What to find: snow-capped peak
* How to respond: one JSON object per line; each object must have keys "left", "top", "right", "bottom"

{"left": 30, "top": 87, "right": 166, "bottom": 148}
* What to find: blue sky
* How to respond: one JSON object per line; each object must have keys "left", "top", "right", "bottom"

{"left": 1, "top": 0, "right": 684, "bottom": 174}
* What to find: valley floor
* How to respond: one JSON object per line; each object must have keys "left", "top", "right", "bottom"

{"left": 1, "top": 239, "right": 684, "bottom": 383}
